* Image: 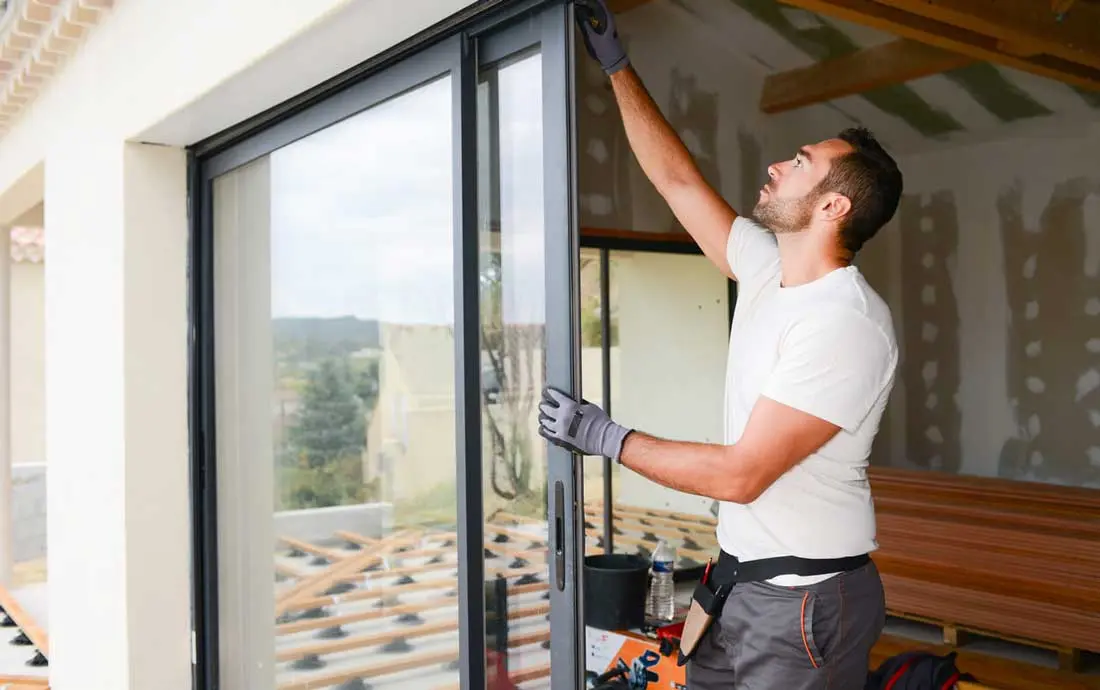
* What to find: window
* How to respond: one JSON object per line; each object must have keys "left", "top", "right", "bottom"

{"left": 212, "top": 75, "right": 466, "bottom": 690}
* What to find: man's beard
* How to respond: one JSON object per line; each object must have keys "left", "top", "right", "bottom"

{"left": 752, "top": 191, "right": 816, "bottom": 235}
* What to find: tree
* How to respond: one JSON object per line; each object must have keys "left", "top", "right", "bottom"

{"left": 279, "top": 358, "right": 370, "bottom": 509}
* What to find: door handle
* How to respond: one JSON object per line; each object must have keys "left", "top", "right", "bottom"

{"left": 554, "top": 480, "right": 565, "bottom": 591}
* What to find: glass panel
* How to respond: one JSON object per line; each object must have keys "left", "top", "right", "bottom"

{"left": 477, "top": 50, "right": 552, "bottom": 690}
{"left": 579, "top": 248, "right": 608, "bottom": 521}
{"left": 213, "top": 75, "right": 466, "bottom": 690}
{"left": 586, "top": 251, "right": 727, "bottom": 571}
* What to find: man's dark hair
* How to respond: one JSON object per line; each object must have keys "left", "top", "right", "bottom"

{"left": 816, "top": 127, "right": 902, "bottom": 257}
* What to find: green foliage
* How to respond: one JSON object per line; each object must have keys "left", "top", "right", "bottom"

{"left": 278, "top": 356, "right": 377, "bottom": 510}
{"left": 288, "top": 358, "right": 365, "bottom": 468}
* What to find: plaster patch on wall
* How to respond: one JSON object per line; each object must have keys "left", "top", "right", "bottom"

{"left": 898, "top": 192, "right": 962, "bottom": 471}
{"left": 997, "top": 178, "right": 1100, "bottom": 486}
{"left": 577, "top": 58, "right": 635, "bottom": 228}
{"left": 1078, "top": 368, "right": 1100, "bottom": 401}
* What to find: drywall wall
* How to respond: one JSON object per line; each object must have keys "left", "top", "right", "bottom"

{"left": 576, "top": 0, "right": 851, "bottom": 232}
{"left": 861, "top": 123, "right": 1100, "bottom": 488}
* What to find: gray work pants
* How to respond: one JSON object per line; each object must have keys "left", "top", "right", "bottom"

{"left": 687, "top": 559, "right": 886, "bottom": 689}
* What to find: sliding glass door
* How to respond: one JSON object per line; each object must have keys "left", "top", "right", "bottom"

{"left": 475, "top": 7, "right": 581, "bottom": 689}
{"left": 190, "top": 2, "right": 580, "bottom": 689}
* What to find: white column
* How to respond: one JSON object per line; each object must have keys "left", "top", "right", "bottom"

{"left": 0, "top": 223, "right": 11, "bottom": 586}
{"left": 45, "top": 137, "right": 191, "bottom": 690}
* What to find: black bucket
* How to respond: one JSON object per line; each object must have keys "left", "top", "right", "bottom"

{"left": 583, "top": 553, "right": 651, "bottom": 631}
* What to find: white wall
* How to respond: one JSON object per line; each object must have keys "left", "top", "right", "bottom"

{"left": 859, "top": 123, "right": 1100, "bottom": 488}
{"left": 11, "top": 260, "right": 45, "bottom": 466}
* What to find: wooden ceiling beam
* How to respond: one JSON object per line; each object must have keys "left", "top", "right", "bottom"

{"left": 871, "top": 0, "right": 1100, "bottom": 72}
{"left": 1051, "top": 0, "right": 1077, "bottom": 15}
{"left": 760, "top": 38, "right": 974, "bottom": 114}
{"left": 778, "top": 0, "right": 1100, "bottom": 93}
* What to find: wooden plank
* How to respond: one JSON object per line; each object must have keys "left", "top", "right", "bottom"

{"left": 872, "top": 0, "right": 1100, "bottom": 71}
{"left": 583, "top": 505, "right": 717, "bottom": 535}
{"left": 0, "top": 682, "right": 49, "bottom": 690}
{"left": 277, "top": 536, "right": 344, "bottom": 563}
{"left": 275, "top": 530, "right": 420, "bottom": 616}
{"left": 760, "top": 39, "right": 974, "bottom": 113}
{"left": 277, "top": 602, "right": 548, "bottom": 662}
{"left": 276, "top": 582, "right": 548, "bottom": 637}
{"left": 590, "top": 502, "right": 716, "bottom": 526}
{"left": 581, "top": 227, "right": 696, "bottom": 245}
{"left": 0, "top": 585, "right": 48, "bottom": 657}
{"left": 277, "top": 622, "right": 550, "bottom": 690}
{"left": 584, "top": 508, "right": 719, "bottom": 542}
{"left": 285, "top": 564, "right": 549, "bottom": 615}
{"left": 778, "top": 0, "right": 1100, "bottom": 92}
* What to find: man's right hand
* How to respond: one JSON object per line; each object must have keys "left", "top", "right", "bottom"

{"left": 575, "top": 0, "right": 629, "bottom": 75}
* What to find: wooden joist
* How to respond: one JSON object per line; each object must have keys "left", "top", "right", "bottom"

{"left": 760, "top": 39, "right": 974, "bottom": 114}
{"left": 778, "top": 0, "right": 1100, "bottom": 93}
{"left": 283, "top": 562, "right": 548, "bottom": 615}
{"left": 277, "top": 625, "right": 550, "bottom": 690}
{"left": 277, "top": 601, "right": 548, "bottom": 663}
{"left": 0, "top": 586, "right": 48, "bottom": 659}
{"left": 277, "top": 536, "right": 345, "bottom": 564}
{"left": 276, "top": 581, "right": 547, "bottom": 637}
{"left": 275, "top": 529, "right": 422, "bottom": 616}
{"left": 871, "top": 0, "right": 1100, "bottom": 72}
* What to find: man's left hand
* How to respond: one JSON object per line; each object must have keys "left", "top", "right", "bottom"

{"left": 537, "top": 386, "right": 632, "bottom": 462}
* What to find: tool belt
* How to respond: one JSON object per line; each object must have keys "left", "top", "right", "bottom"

{"left": 676, "top": 550, "right": 870, "bottom": 666}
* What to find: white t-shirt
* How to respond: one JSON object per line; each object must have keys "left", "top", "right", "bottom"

{"left": 716, "top": 216, "right": 899, "bottom": 585}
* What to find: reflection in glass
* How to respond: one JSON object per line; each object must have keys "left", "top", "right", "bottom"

{"left": 215, "top": 75, "right": 472, "bottom": 689}
{"left": 477, "top": 51, "right": 553, "bottom": 690}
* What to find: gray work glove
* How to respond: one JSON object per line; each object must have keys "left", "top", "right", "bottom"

{"left": 575, "top": 0, "right": 630, "bottom": 75}
{"left": 537, "top": 386, "right": 633, "bottom": 462}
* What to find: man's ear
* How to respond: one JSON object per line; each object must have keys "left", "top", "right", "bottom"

{"left": 819, "top": 193, "right": 851, "bottom": 224}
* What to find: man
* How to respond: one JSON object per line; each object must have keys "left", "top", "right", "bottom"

{"left": 537, "top": 2, "right": 903, "bottom": 688}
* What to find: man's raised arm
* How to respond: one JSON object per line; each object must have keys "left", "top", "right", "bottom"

{"left": 577, "top": 0, "right": 740, "bottom": 280}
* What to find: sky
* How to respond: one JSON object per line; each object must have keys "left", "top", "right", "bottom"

{"left": 255, "top": 53, "right": 546, "bottom": 326}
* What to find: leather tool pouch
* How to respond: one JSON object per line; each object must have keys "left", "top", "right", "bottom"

{"left": 676, "top": 580, "right": 732, "bottom": 666}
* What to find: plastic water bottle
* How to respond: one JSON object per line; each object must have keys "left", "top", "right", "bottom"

{"left": 645, "top": 539, "right": 676, "bottom": 622}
